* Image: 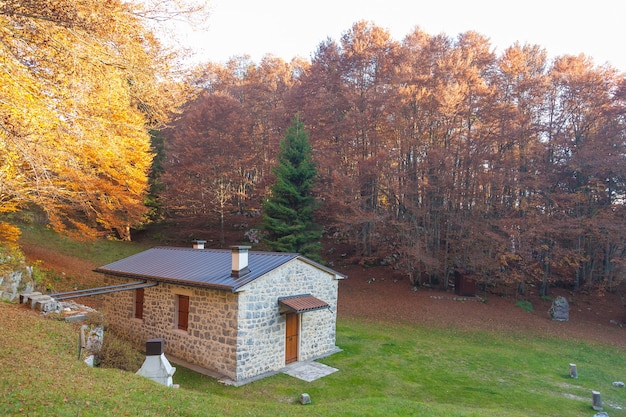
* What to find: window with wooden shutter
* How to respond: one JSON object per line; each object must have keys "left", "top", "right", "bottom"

{"left": 177, "top": 295, "right": 190, "bottom": 331}
{"left": 134, "top": 288, "right": 144, "bottom": 319}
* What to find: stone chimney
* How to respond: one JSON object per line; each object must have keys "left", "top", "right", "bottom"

{"left": 231, "top": 246, "right": 251, "bottom": 278}
{"left": 136, "top": 338, "right": 176, "bottom": 387}
{"left": 193, "top": 240, "right": 206, "bottom": 250}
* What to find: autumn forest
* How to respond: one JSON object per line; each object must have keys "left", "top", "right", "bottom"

{"left": 2, "top": 2, "right": 626, "bottom": 295}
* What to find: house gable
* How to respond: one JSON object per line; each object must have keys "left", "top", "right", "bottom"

{"left": 234, "top": 258, "right": 341, "bottom": 381}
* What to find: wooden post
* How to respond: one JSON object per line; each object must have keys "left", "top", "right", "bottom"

{"left": 592, "top": 390, "right": 602, "bottom": 411}
{"left": 78, "top": 324, "right": 88, "bottom": 360}
{"left": 569, "top": 363, "right": 578, "bottom": 379}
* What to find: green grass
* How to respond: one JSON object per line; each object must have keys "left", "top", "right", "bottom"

{"left": 515, "top": 299, "right": 534, "bottom": 312}
{"left": 5, "top": 227, "right": 626, "bottom": 415}
{"left": 1, "top": 303, "right": 624, "bottom": 417}
{"left": 18, "top": 224, "right": 150, "bottom": 265}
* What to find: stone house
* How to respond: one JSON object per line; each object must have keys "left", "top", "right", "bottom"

{"left": 95, "top": 244, "right": 346, "bottom": 385}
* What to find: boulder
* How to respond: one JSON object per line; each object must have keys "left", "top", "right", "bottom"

{"left": 1, "top": 271, "right": 34, "bottom": 302}
{"left": 549, "top": 296, "right": 569, "bottom": 321}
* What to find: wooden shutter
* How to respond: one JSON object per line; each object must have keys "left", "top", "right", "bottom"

{"left": 134, "top": 288, "right": 144, "bottom": 319}
{"left": 177, "top": 295, "right": 189, "bottom": 331}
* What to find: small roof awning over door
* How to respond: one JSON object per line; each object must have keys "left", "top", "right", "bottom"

{"left": 278, "top": 294, "right": 329, "bottom": 314}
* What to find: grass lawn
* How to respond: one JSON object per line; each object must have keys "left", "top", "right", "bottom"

{"left": 17, "top": 224, "right": 150, "bottom": 266}
{"left": 4, "top": 227, "right": 625, "bottom": 416}
{"left": 1, "top": 302, "right": 624, "bottom": 417}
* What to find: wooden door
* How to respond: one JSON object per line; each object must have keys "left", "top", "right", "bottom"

{"left": 285, "top": 313, "right": 299, "bottom": 364}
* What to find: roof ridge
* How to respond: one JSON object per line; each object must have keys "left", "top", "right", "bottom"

{"left": 150, "top": 246, "right": 299, "bottom": 257}
{"left": 152, "top": 246, "right": 225, "bottom": 251}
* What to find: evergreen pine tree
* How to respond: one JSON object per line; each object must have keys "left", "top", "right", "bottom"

{"left": 261, "top": 115, "right": 322, "bottom": 261}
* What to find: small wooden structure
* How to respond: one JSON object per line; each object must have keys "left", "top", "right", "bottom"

{"left": 454, "top": 270, "right": 476, "bottom": 297}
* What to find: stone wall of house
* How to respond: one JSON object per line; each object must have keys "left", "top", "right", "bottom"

{"left": 235, "top": 259, "right": 340, "bottom": 381}
{"left": 102, "top": 277, "right": 239, "bottom": 380}
{"left": 102, "top": 258, "right": 341, "bottom": 384}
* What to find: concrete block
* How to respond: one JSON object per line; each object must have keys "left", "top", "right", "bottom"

{"left": 65, "top": 314, "right": 88, "bottom": 323}
{"left": 35, "top": 299, "right": 58, "bottom": 312}
{"left": 20, "top": 292, "right": 41, "bottom": 304}
{"left": 30, "top": 295, "right": 52, "bottom": 309}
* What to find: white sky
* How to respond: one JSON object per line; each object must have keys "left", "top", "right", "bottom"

{"left": 179, "top": 0, "right": 626, "bottom": 72}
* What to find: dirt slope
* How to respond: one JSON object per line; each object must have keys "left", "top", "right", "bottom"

{"left": 338, "top": 264, "right": 626, "bottom": 349}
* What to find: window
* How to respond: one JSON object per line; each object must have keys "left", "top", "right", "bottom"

{"left": 177, "top": 295, "right": 190, "bottom": 331}
{"left": 134, "top": 288, "right": 144, "bottom": 320}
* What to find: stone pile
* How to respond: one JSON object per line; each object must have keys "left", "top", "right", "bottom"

{"left": 19, "top": 291, "right": 97, "bottom": 322}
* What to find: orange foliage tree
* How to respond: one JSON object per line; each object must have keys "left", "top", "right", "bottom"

{"left": 0, "top": 0, "right": 200, "bottom": 241}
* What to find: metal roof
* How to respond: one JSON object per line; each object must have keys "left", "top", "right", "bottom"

{"left": 94, "top": 247, "right": 340, "bottom": 292}
{"left": 278, "top": 294, "right": 330, "bottom": 313}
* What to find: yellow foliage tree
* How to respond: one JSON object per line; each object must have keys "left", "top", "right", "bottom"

{"left": 0, "top": 0, "right": 198, "bottom": 240}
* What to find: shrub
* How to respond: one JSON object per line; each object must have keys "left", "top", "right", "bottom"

{"left": 95, "top": 332, "right": 144, "bottom": 372}
{"left": 84, "top": 311, "right": 106, "bottom": 328}
{"left": 515, "top": 299, "right": 534, "bottom": 312}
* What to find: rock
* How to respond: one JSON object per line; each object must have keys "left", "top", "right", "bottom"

{"left": 549, "top": 296, "right": 569, "bottom": 321}
{"left": 79, "top": 324, "right": 104, "bottom": 361}
{"left": 612, "top": 381, "right": 625, "bottom": 387}
{"left": 84, "top": 355, "right": 95, "bottom": 367}
{"left": 593, "top": 412, "right": 609, "bottom": 417}
{"left": 2, "top": 271, "right": 34, "bottom": 302}
{"left": 83, "top": 325, "right": 104, "bottom": 352}
{"left": 299, "top": 393, "right": 311, "bottom": 405}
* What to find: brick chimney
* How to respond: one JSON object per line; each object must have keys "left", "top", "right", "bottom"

{"left": 193, "top": 240, "right": 206, "bottom": 250}
{"left": 231, "top": 246, "right": 251, "bottom": 278}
